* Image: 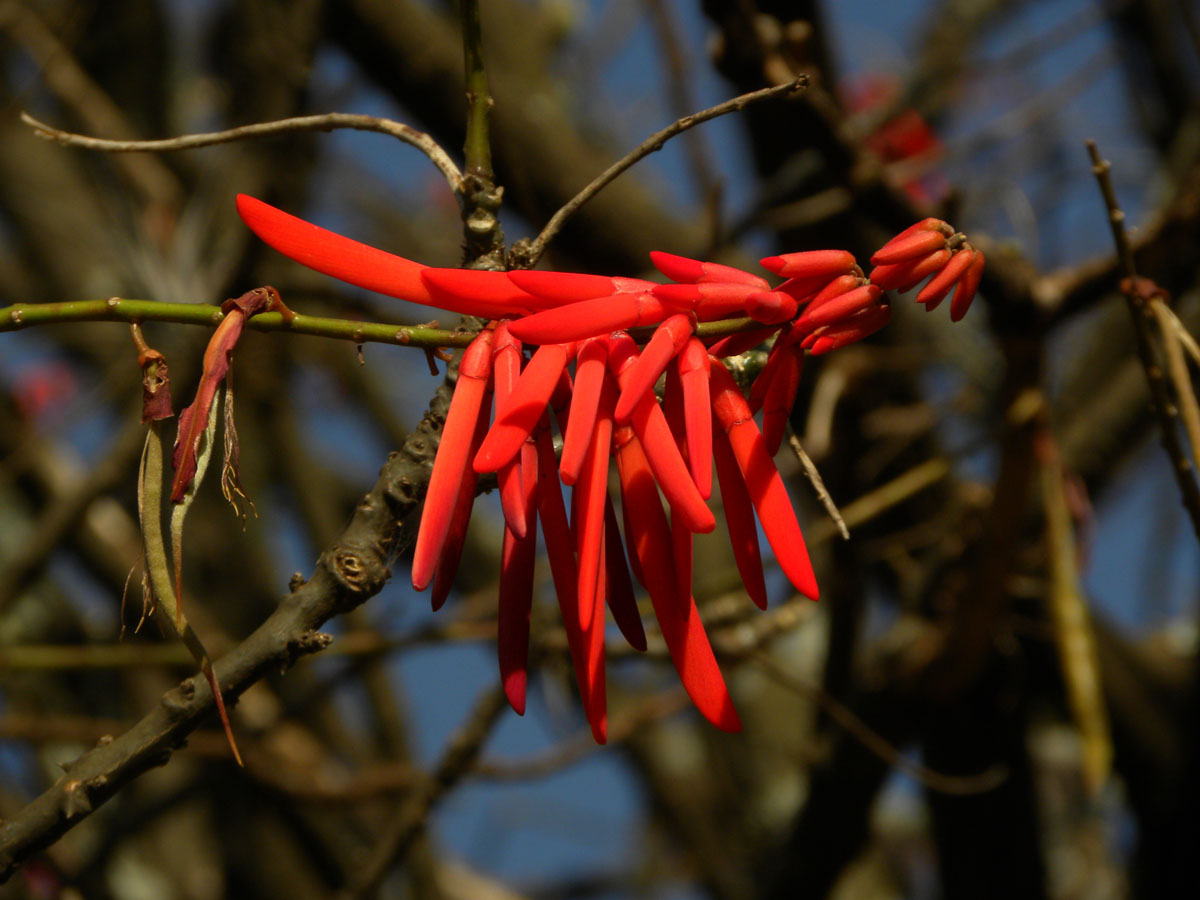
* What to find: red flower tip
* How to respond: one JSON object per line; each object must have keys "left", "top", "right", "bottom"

{"left": 916, "top": 247, "right": 976, "bottom": 309}
{"left": 951, "top": 250, "right": 985, "bottom": 322}
{"left": 870, "top": 248, "right": 951, "bottom": 292}
{"left": 613, "top": 313, "right": 694, "bottom": 424}
{"left": 677, "top": 337, "right": 714, "bottom": 499}
{"left": 608, "top": 333, "right": 715, "bottom": 534}
{"left": 235, "top": 194, "right": 434, "bottom": 306}
{"left": 506, "top": 269, "right": 617, "bottom": 303}
{"left": 759, "top": 249, "right": 856, "bottom": 280}
{"left": 804, "top": 304, "right": 892, "bottom": 355}
{"left": 745, "top": 290, "right": 800, "bottom": 325}
{"left": 650, "top": 250, "right": 768, "bottom": 288}
{"left": 474, "top": 342, "right": 570, "bottom": 474}
{"left": 795, "top": 284, "right": 883, "bottom": 333}
{"left": 710, "top": 358, "right": 819, "bottom": 601}
{"left": 412, "top": 329, "right": 495, "bottom": 592}
{"left": 559, "top": 338, "right": 608, "bottom": 485}
{"left": 870, "top": 229, "right": 948, "bottom": 266}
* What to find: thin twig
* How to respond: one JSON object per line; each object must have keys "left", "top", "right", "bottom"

{"left": 788, "top": 432, "right": 849, "bottom": 540}
{"left": 1087, "top": 140, "right": 1200, "bottom": 543}
{"left": 338, "top": 686, "right": 507, "bottom": 899}
{"left": 751, "top": 652, "right": 1007, "bottom": 796}
{"left": 510, "top": 76, "right": 809, "bottom": 268}
{"left": 21, "top": 111, "right": 464, "bottom": 197}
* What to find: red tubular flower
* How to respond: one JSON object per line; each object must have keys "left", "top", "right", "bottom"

{"left": 802, "top": 304, "right": 893, "bottom": 355}
{"left": 760, "top": 249, "right": 856, "bottom": 281}
{"left": 607, "top": 333, "right": 715, "bottom": 534}
{"left": 614, "top": 312, "right": 694, "bottom": 424}
{"left": 711, "top": 408, "right": 769, "bottom": 610}
{"left": 868, "top": 220, "right": 985, "bottom": 321}
{"left": 709, "top": 357, "right": 819, "bottom": 601}
{"left": 951, "top": 251, "right": 986, "bottom": 322}
{"left": 411, "top": 329, "right": 495, "bottom": 592}
{"left": 574, "top": 371, "right": 617, "bottom": 630}
{"left": 497, "top": 430, "right": 539, "bottom": 714}
{"left": 473, "top": 341, "right": 575, "bottom": 474}
{"left": 237, "top": 193, "right": 989, "bottom": 738}
{"left": 649, "top": 250, "right": 769, "bottom": 288}
{"left": 507, "top": 279, "right": 663, "bottom": 344}
{"left": 677, "top": 337, "right": 713, "bottom": 499}
{"left": 491, "top": 322, "right": 530, "bottom": 539}
{"left": 535, "top": 419, "right": 607, "bottom": 742}
{"left": 612, "top": 421, "right": 740, "bottom": 732}
{"left": 559, "top": 338, "right": 607, "bottom": 485}
{"left": 430, "top": 388, "right": 493, "bottom": 610}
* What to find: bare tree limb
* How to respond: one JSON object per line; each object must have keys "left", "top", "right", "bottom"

{"left": 21, "top": 111, "right": 465, "bottom": 198}
{"left": 509, "top": 76, "right": 809, "bottom": 268}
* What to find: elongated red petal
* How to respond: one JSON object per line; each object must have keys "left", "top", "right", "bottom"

{"left": 759, "top": 249, "right": 856, "bottom": 280}
{"left": 420, "top": 268, "right": 545, "bottom": 316}
{"left": 678, "top": 338, "right": 713, "bottom": 499}
{"left": 795, "top": 284, "right": 882, "bottom": 332}
{"left": 608, "top": 334, "right": 715, "bottom": 534}
{"left": 916, "top": 248, "right": 975, "bottom": 307}
{"left": 474, "top": 342, "right": 570, "bottom": 473}
{"left": 950, "top": 250, "right": 985, "bottom": 322}
{"left": 498, "top": 496, "right": 537, "bottom": 714}
{"left": 536, "top": 423, "right": 606, "bottom": 743}
{"left": 762, "top": 345, "right": 803, "bottom": 456}
{"left": 492, "top": 323, "right": 528, "bottom": 538}
{"left": 576, "top": 374, "right": 616, "bottom": 630}
{"left": 430, "top": 385, "right": 493, "bottom": 610}
{"left": 236, "top": 194, "right": 435, "bottom": 306}
{"left": 412, "top": 331, "right": 495, "bottom": 591}
{"left": 507, "top": 270, "right": 617, "bottom": 302}
{"left": 869, "top": 248, "right": 951, "bottom": 292}
{"left": 745, "top": 290, "right": 800, "bottom": 325}
{"left": 613, "top": 426, "right": 740, "bottom": 732}
{"left": 603, "top": 499, "right": 646, "bottom": 651}
{"left": 507, "top": 293, "right": 660, "bottom": 343}
{"left": 653, "top": 282, "right": 764, "bottom": 319}
{"left": 710, "top": 358, "right": 819, "bottom": 600}
{"left": 805, "top": 305, "right": 892, "bottom": 355}
{"left": 664, "top": 368, "right": 695, "bottom": 604}
{"left": 650, "top": 251, "right": 769, "bottom": 287}
{"left": 870, "top": 229, "right": 946, "bottom": 266}
{"left": 888, "top": 217, "right": 947, "bottom": 243}
{"left": 559, "top": 338, "right": 607, "bottom": 484}
{"left": 711, "top": 418, "right": 768, "bottom": 610}
{"left": 614, "top": 313, "right": 694, "bottom": 423}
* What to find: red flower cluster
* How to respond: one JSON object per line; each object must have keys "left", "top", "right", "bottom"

{"left": 235, "top": 195, "right": 983, "bottom": 741}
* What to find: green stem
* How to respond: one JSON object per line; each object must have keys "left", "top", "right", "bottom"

{"left": 0, "top": 299, "right": 477, "bottom": 348}
{"left": 460, "top": 0, "right": 492, "bottom": 180}
{"left": 0, "top": 298, "right": 767, "bottom": 345}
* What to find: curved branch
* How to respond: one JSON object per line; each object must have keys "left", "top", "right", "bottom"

{"left": 509, "top": 76, "right": 809, "bottom": 268}
{"left": 21, "top": 111, "right": 465, "bottom": 198}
